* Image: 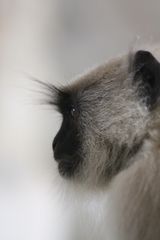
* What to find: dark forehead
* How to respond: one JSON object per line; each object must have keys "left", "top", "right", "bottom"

{"left": 56, "top": 87, "right": 79, "bottom": 114}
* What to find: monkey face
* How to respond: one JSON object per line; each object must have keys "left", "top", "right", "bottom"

{"left": 51, "top": 50, "right": 160, "bottom": 184}
{"left": 52, "top": 91, "right": 82, "bottom": 178}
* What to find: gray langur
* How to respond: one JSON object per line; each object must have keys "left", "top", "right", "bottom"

{"left": 40, "top": 48, "right": 160, "bottom": 240}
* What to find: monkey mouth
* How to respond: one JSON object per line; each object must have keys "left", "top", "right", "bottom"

{"left": 57, "top": 160, "right": 76, "bottom": 178}
{"left": 54, "top": 154, "right": 81, "bottom": 178}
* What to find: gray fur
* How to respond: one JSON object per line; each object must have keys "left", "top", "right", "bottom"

{"left": 61, "top": 53, "right": 149, "bottom": 185}
{"left": 50, "top": 48, "right": 160, "bottom": 239}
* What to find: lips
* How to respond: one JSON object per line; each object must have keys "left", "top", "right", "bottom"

{"left": 57, "top": 159, "right": 76, "bottom": 178}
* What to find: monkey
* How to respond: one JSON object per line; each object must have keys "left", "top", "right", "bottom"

{"left": 38, "top": 47, "right": 160, "bottom": 240}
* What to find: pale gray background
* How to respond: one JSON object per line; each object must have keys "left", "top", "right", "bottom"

{"left": 1, "top": 1, "right": 160, "bottom": 239}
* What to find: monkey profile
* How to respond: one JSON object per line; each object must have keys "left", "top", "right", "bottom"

{"left": 40, "top": 48, "right": 160, "bottom": 240}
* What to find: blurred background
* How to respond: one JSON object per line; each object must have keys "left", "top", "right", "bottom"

{"left": 1, "top": 0, "right": 160, "bottom": 239}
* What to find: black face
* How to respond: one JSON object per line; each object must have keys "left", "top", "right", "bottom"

{"left": 52, "top": 90, "right": 82, "bottom": 178}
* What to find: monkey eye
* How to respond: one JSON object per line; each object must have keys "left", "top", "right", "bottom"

{"left": 70, "top": 106, "right": 77, "bottom": 118}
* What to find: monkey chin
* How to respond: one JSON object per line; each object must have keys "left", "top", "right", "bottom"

{"left": 58, "top": 160, "right": 76, "bottom": 178}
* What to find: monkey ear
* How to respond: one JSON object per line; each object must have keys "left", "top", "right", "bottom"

{"left": 133, "top": 50, "right": 160, "bottom": 108}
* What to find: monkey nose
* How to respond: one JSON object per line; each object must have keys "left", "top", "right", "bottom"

{"left": 52, "top": 138, "right": 64, "bottom": 162}
{"left": 52, "top": 139, "right": 57, "bottom": 150}
{"left": 52, "top": 134, "right": 59, "bottom": 151}
{"left": 52, "top": 138, "right": 60, "bottom": 162}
